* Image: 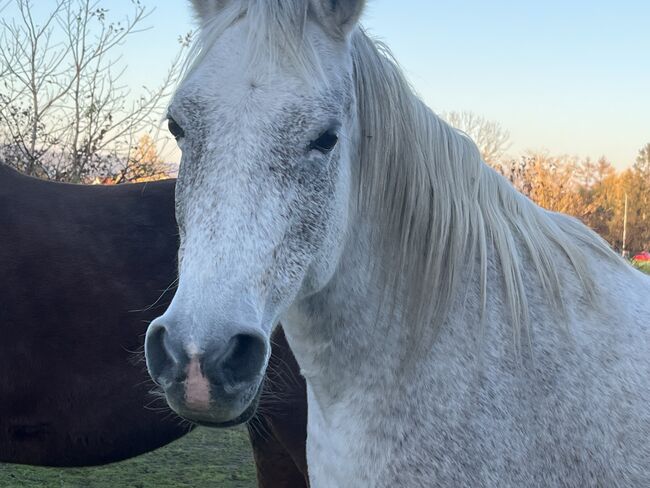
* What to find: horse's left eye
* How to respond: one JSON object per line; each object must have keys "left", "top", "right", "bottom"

{"left": 309, "top": 130, "right": 339, "bottom": 154}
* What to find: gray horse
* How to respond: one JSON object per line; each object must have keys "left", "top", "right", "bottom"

{"left": 145, "top": 1, "right": 650, "bottom": 486}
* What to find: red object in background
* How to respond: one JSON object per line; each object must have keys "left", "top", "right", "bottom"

{"left": 633, "top": 251, "right": 650, "bottom": 261}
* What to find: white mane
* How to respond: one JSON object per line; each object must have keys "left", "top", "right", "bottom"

{"left": 350, "top": 31, "right": 622, "bottom": 350}
{"left": 184, "top": 0, "right": 622, "bottom": 350}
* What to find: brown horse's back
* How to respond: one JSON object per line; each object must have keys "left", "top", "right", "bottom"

{"left": 0, "top": 165, "right": 185, "bottom": 465}
{"left": 0, "top": 165, "right": 307, "bottom": 487}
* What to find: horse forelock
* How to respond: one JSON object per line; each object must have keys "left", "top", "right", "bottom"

{"left": 181, "top": 0, "right": 328, "bottom": 89}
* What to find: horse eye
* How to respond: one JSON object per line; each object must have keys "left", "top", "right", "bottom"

{"left": 168, "top": 117, "right": 185, "bottom": 140}
{"left": 309, "top": 130, "right": 339, "bottom": 154}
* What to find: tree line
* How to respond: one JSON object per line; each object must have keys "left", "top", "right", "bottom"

{"left": 449, "top": 111, "right": 650, "bottom": 256}
{"left": 496, "top": 145, "right": 650, "bottom": 255}
{"left": 445, "top": 112, "right": 650, "bottom": 254}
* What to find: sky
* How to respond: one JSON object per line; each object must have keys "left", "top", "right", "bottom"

{"left": 9, "top": 1, "right": 650, "bottom": 168}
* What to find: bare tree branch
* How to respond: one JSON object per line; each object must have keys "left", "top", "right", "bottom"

{"left": 0, "top": 0, "right": 188, "bottom": 182}
{"left": 442, "top": 111, "right": 512, "bottom": 167}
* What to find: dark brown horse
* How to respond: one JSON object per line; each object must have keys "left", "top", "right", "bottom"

{"left": 0, "top": 164, "right": 307, "bottom": 487}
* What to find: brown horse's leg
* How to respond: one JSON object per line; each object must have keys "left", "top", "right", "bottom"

{"left": 248, "top": 416, "right": 307, "bottom": 488}
{"left": 248, "top": 326, "right": 308, "bottom": 488}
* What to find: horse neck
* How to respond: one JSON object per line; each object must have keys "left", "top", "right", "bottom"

{"left": 281, "top": 203, "right": 603, "bottom": 414}
{"left": 282, "top": 213, "right": 482, "bottom": 405}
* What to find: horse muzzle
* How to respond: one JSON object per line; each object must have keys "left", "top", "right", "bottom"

{"left": 144, "top": 320, "right": 267, "bottom": 426}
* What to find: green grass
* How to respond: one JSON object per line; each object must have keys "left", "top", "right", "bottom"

{"left": 0, "top": 427, "right": 257, "bottom": 488}
{"left": 632, "top": 260, "right": 650, "bottom": 275}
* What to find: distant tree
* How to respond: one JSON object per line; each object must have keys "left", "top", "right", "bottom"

{"left": 112, "top": 134, "right": 171, "bottom": 183}
{"left": 499, "top": 156, "right": 533, "bottom": 196}
{"left": 577, "top": 157, "right": 617, "bottom": 242}
{"left": 500, "top": 151, "right": 584, "bottom": 216}
{"left": 574, "top": 157, "right": 596, "bottom": 188}
{"left": 442, "top": 111, "right": 512, "bottom": 167}
{"left": 608, "top": 169, "right": 647, "bottom": 252}
{"left": 525, "top": 152, "right": 586, "bottom": 215}
{"left": 498, "top": 147, "right": 650, "bottom": 254}
{"left": 594, "top": 156, "right": 616, "bottom": 186}
{"left": 635, "top": 143, "right": 650, "bottom": 173}
{"left": 0, "top": 0, "right": 189, "bottom": 182}
{"left": 626, "top": 143, "right": 650, "bottom": 250}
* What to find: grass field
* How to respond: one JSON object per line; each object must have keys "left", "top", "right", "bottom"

{"left": 0, "top": 427, "right": 257, "bottom": 488}
{"left": 632, "top": 260, "right": 650, "bottom": 275}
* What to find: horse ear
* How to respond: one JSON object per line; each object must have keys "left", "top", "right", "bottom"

{"left": 311, "top": 0, "right": 366, "bottom": 37}
{"left": 189, "top": 0, "right": 228, "bottom": 22}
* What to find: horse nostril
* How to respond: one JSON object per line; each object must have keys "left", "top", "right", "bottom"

{"left": 217, "top": 333, "right": 267, "bottom": 387}
{"left": 145, "top": 324, "right": 182, "bottom": 385}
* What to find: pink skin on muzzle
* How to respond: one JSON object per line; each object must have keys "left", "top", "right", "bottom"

{"left": 184, "top": 356, "right": 211, "bottom": 411}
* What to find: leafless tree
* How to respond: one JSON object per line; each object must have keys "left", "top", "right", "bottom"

{"left": 636, "top": 143, "right": 650, "bottom": 173}
{"left": 0, "top": 0, "right": 189, "bottom": 182}
{"left": 442, "top": 111, "right": 512, "bottom": 167}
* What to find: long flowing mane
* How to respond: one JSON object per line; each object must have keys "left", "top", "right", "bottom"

{"left": 184, "top": 0, "right": 622, "bottom": 350}
{"left": 350, "top": 31, "right": 622, "bottom": 348}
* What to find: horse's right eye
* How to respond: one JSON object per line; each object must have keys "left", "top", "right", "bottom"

{"left": 168, "top": 118, "right": 185, "bottom": 140}
{"left": 309, "top": 130, "right": 339, "bottom": 154}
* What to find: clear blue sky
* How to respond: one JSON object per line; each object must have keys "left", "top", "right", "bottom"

{"left": 10, "top": 1, "right": 650, "bottom": 168}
